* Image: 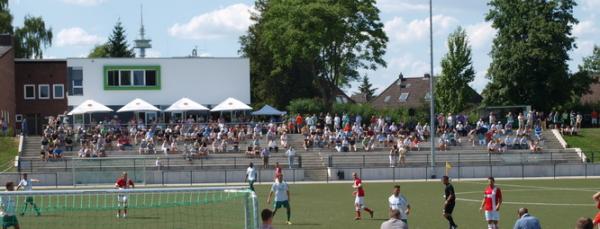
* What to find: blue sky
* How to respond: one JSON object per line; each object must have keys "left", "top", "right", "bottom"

{"left": 8, "top": 0, "right": 600, "bottom": 95}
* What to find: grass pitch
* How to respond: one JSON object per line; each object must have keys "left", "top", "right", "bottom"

{"left": 252, "top": 178, "right": 598, "bottom": 229}
{"left": 12, "top": 178, "right": 600, "bottom": 229}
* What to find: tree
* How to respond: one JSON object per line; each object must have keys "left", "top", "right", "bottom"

{"left": 0, "top": 0, "right": 12, "bottom": 34}
{"left": 240, "top": 0, "right": 318, "bottom": 108}
{"left": 358, "top": 76, "right": 377, "bottom": 101}
{"left": 435, "top": 27, "right": 476, "bottom": 113}
{"left": 13, "top": 16, "right": 53, "bottom": 58}
{"left": 581, "top": 45, "right": 600, "bottom": 74}
{"left": 241, "top": 0, "right": 388, "bottom": 108}
{"left": 482, "top": 0, "right": 578, "bottom": 111}
{"left": 105, "top": 20, "right": 134, "bottom": 57}
{"left": 88, "top": 43, "right": 109, "bottom": 58}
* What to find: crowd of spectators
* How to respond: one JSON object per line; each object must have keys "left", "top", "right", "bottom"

{"left": 34, "top": 108, "right": 594, "bottom": 163}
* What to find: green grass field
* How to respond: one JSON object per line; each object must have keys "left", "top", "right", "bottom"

{"left": 0, "top": 137, "right": 18, "bottom": 171}
{"left": 563, "top": 128, "right": 600, "bottom": 160}
{"left": 12, "top": 178, "right": 599, "bottom": 229}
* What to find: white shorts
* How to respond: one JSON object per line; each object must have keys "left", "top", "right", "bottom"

{"left": 117, "top": 194, "right": 128, "bottom": 207}
{"left": 485, "top": 211, "right": 499, "bottom": 221}
{"left": 354, "top": 196, "right": 366, "bottom": 209}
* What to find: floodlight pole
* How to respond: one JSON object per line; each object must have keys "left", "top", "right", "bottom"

{"left": 429, "top": 0, "right": 436, "bottom": 178}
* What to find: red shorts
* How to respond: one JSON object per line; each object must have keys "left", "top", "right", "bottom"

{"left": 594, "top": 211, "right": 600, "bottom": 225}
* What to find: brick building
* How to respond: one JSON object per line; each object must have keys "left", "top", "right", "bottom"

{"left": 15, "top": 60, "right": 68, "bottom": 135}
{"left": 0, "top": 35, "right": 16, "bottom": 132}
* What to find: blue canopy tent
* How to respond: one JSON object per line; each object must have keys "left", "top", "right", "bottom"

{"left": 251, "top": 105, "right": 287, "bottom": 116}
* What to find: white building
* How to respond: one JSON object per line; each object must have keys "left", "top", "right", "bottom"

{"left": 67, "top": 57, "right": 250, "bottom": 106}
{"left": 66, "top": 57, "right": 250, "bottom": 122}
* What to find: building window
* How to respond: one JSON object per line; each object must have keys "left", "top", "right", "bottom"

{"left": 15, "top": 114, "right": 23, "bottom": 123}
{"left": 107, "top": 70, "right": 119, "bottom": 86}
{"left": 53, "top": 84, "right": 64, "bottom": 99}
{"left": 68, "top": 67, "right": 84, "bottom": 96}
{"left": 399, "top": 92, "right": 409, "bottom": 102}
{"left": 119, "top": 70, "right": 131, "bottom": 86}
{"left": 24, "top": 84, "right": 35, "bottom": 100}
{"left": 103, "top": 65, "right": 161, "bottom": 90}
{"left": 424, "top": 92, "right": 432, "bottom": 101}
{"left": 145, "top": 70, "right": 157, "bottom": 86}
{"left": 38, "top": 84, "right": 50, "bottom": 99}
{"left": 384, "top": 95, "right": 391, "bottom": 103}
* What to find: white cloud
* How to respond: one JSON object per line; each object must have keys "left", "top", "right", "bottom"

{"left": 56, "top": 27, "right": 104, "bottom": 47}
{"left": 377, "top": 0, "right": 428, "bottom": 12}
{"left": 582, "top": 0, "right": 600, "bottom": 11}
{"left": 169, "top": 3, "right": 255, "bottom": 40}
{"left": 573, "top": 20, "right": 598, "bottom": 37}
{"left": 385, "top": 15, "right": 459, "bottom": 44}
{"left": 62, "top": 0, "right": 106, "bottom": 6}
{"left": 466, "top": 22, "right": 496, "bottom": 49}
{"left": 574, "top": 40, "right": 596, "bottom": 57}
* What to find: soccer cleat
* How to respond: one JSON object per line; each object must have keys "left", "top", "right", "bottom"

{"left": 19, "top": 213, "right": 24, "bottom": 216}
{"left": 287, "top": 221, "right": 292, "bottom": 225}
{"left": 369, "top": 210, "right": 374, "bottom": 218}
{"left": 123, "top": 214, "right": 127, "bottom": 218}
{"left": 116, "top": 214, "right": 121, "bottom": 218}
{"left": 354, "top": 217, "right": 361, "bottom": 220}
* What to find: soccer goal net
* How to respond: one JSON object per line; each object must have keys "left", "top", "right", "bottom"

{"left": 0, "top": 187, "right": 258, "bottom": 229}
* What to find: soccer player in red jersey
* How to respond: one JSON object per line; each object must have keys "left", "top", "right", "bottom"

{"left": 351, "top": 172, "right": 374, "bottom": 220}
{"left": 480, "top": 177, "right": 502, "bottom": 229}
{"left": 593, "top": 192, "right": 600, "bottom": 226}
{"left": 115, "top": 172, "right": 135, "bottom": 218}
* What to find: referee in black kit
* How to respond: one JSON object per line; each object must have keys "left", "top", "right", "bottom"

{"left": 442, "top": 176, "right": 458, "bottom": 229}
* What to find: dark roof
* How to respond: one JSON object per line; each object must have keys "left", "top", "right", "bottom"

{"left": 0, "top": 46, "right": 11, "bottom": 58}
{"left": 581, "top": 75, "right": 600, "bottom": 105}
{"left": 370, "top": 76, "right": 482, "bottom": 109}
{"left": 370, "top": 77, "right": 431, "bottom": 109}
{"left": 350, "top": 93, "right": 368, "bottom": 104}
{"left": 333, "top": 87, "right": 355, "bottom": 104}
{"left": 15, "top": 58, "right": 67, "bottom": 63}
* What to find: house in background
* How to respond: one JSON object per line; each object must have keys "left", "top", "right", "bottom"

{"left": 15, "top": 59, "right": 68, "bottom": 135}
{"left": 0, "top": 35, "right": 16, "bottom": 132}
{"left": 370, "top": 74, "right": 482, "bottom": 110}
{"left": 580, "top": 75, "right": 600, "bottom": 106}
{"left": 350, "top": 92, "right": 369, "bottom": 104}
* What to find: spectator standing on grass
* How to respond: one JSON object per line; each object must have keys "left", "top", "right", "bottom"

{"left": 0, "top": 118, "right": 7, "bottom": 136}
{"left": 513, "top": 208, "right": 541, "bottom": 229}
{"left": 380, "top": 209, "right": 408, "bottom": 229}
{"left": 261, "top": 209, "right": 275, "bottom": 229}
{"left": 576, "top": 217, "right": 593, "bottom": 229}
{"left": 592, "top": 110, "right": 598, "bottom": 128}
{"left": 480, "top": 177, "right": 502, "bottom": 229}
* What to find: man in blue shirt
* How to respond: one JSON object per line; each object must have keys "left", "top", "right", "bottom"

{"left": 513, "top": 208, "right": 541, "bottom": 229}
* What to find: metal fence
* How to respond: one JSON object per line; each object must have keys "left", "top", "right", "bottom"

{"left": 327, "top": 151, "right": 583, "bottom": 168}
{"left": 18, "top": 155, "right": 303, "bottom": 172}
{"left": 3, "top": 162, "right": 600, "bottom": 188}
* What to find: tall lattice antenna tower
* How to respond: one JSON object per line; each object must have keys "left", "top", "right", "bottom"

{"left": 134, "top": 4, "right": 152, "bottom": 58}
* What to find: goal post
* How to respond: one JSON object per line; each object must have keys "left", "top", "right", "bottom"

{"left": 0, "top": 186, "right": 259, "bottom": 229}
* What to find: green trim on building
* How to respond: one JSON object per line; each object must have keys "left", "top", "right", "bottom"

{"left": 103, "top": 65, "right": 161, "bottom": 90}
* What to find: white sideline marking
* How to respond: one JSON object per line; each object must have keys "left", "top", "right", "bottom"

{"left": 456, "top": 197, "right": 592, "bottom": 207}
{"left": 461, "top": 181, "right": 599, "bottom": 192}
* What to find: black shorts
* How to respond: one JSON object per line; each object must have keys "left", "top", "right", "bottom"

{"left": 444, "top": 202, "right": 455, "bottom": 214}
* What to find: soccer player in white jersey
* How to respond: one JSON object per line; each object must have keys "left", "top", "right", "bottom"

{"left": 480, "top": 177, "right": 502, "bottom": 229}
{"left": 245, "top": 163, "right": 257, "bottom": 191}
{"left": 388, "top": 185, "right": 411, "bottom": 225}
{"left": 267, "top": 174, "right": 291, "bottom": 225}
{"left": 115, "top": 172, "right": 134, "bottom": 218}
{"left": 16, "top": 173, "right": 40, "bottom": 216}
{"left": 1, "top": 182, "right": 20, "bottom": 229}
